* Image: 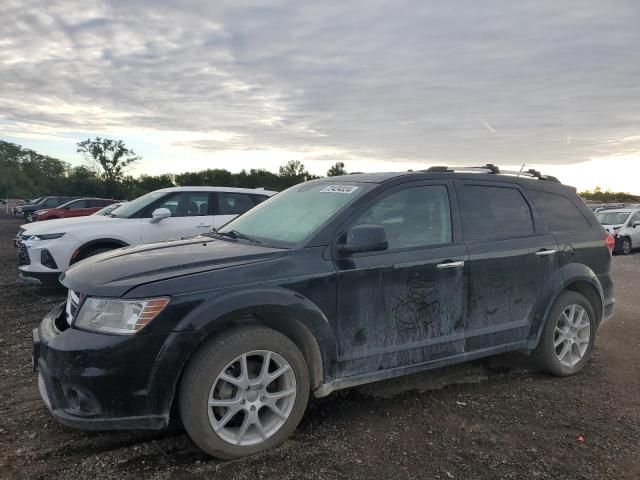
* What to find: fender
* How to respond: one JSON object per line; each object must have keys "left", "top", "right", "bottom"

{"left": 527, "top": 262, "right": 604, "bottom": 348}
{"left": 173, "top": 286, "right": 339, "bottom": 385}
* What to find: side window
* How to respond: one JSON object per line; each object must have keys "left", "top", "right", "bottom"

{"left": 218, "top": 193, "right": 255, "bottom": 215}
{"left": 459, "top": 185, "right": 534, "bottom": 242}
{"left": 630, "top": 212, "right": 640, "bottom": 225}
{"left": 353, "top": 185, "right": 452, "bottom": 250}
{"left": 88, "top": 200, "right": 105, "bottom": 208}
{"left": 527, "top": 190, "right": 591, "bottom": 233}
{"left": 69, "top": 200, "right": 88, "bottom": 209}
{"left": 154, "top": 192, "right": 209, "bottom": 217}
{"left": 251, "top": 194, "right": 270, "bottom": 205}
{"left": 43, "top": 198, "right": 58, "bottom": 207}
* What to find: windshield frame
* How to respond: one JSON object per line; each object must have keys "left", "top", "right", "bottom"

{"left": 595, "top": 211, "right": 631, "bottom": 225}
{"left": 216, "top": 181, "right": 376, "bottom": 249}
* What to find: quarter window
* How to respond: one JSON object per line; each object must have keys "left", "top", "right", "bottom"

{"left": 459, "top": 185, "right": 534, "bottom": 242}
{"left": 353, "top": 185, "right": 452, "bottom": 250}
{"left": 527, "top": 190, "right": 591, "bottom": 232}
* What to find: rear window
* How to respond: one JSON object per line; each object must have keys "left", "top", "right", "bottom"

{"left": 528, "top": 190, "right": 591, "bottom": 232}
{"left": 459, "top": 185, "right": 534, "bottom": 242}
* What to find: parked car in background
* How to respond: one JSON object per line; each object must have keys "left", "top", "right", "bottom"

{"left": 596, "top": 208, "right": 640, "bottom": 255}
{"left": 16, "top": 196, "right": 78, "bottom": 222}
{"left": 16, "top": 186, "right": 275, "bottom": 285}
{"left": 33, "top": 198, "right": 116, "bottom": 221}
{"left": 94, "top": 201, "right": 126, "bottom": 216}
{"left": 32, "top": 166, "right": 614, "bottom": 459}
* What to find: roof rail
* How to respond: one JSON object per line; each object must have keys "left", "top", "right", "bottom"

{"left": 424, "top": 164, "right": 561, "bottom": 183}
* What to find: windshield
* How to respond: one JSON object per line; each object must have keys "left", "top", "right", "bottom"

{"left": 596, "top": 211, "right": 630, "bottom": 225}
{"left": 109, "top": 191, "right": 167, "bottom": 218}
{"left": 95, "top": 203, "right": 124, "bottom": 216}
{"left": 218, "top": 182, "right": 369, "bottom": 246}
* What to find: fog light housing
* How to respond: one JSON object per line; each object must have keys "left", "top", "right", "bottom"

{"left": 63, "top": 385, "right": 101, "bottom": 415}
{"left": 41, "top": 249, "right": 58, "bottom": 269}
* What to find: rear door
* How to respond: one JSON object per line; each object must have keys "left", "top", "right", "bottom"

{"left": 627, "top": 211, "right": 640, "bottom": 246}
{"left": 213, "top": 192, "right": 260, "bottom": 229}
{"left": 456, "top": 181, "right": 558, "bottom": 351}
{"left": 334, "top": 181, "right": 468, "bottom": 377}
{"left": 140, "top": 191, "right": 214, "bottom": 243}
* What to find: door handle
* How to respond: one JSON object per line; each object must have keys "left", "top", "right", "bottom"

{"left": 436, "top": 260, "right": 465, "bottom": 270}
{"left": 535, "top": 249, "right": 556, "bottom": 257}
{"left": 196, "top": 224, "right": 212, "bottom": 228}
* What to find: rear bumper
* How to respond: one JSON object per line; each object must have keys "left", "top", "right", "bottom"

{"left": 34, "top": 302, "right": 203, "bottom": 431}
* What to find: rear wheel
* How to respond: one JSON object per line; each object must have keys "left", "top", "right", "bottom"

{"left": 533, "top": 291, "right": 596, "bottom": 376}
{"left": 179, "top": 326, "right": 310, "bottom": 459}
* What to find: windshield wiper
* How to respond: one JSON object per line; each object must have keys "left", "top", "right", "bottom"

{"left": 206, "top": 229, "right": 261, "bottom": 244}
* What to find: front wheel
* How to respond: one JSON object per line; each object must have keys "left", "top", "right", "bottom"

{"left": 532, "top": 291, "right": 596, "bottom": 376}
{"left": 620, "top": 237, "right": 632, "bottom": 255}
{"left": 179, "top": 326, "right": 310, "bottom": 459}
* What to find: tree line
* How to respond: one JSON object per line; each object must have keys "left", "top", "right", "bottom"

{"left": 0, "top": 138, "right": 348, "bottom": 200}
{"left": 3, "top": 137, "right": 635, "bottom": 203}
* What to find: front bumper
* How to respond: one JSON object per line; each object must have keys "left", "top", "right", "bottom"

{"left": 34, "top": 302, "right": 203, "bottom": 431}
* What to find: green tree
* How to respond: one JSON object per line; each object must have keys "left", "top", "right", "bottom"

{"left": 77, "top": 137, "right": 140, "bottom": 195}
{"left": 279, "top": 160, "right": 309, "bottom": 179}
{"left": 326, "top": 161, "right": 347, "bottom": 177}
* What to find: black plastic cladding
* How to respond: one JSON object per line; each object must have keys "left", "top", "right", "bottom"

{"left": 37, "top": 169, "right": 614, "bottom": 429}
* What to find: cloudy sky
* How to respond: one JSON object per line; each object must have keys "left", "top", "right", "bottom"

{"left": 2, "top": 0, "right": 640, "bottom": 192}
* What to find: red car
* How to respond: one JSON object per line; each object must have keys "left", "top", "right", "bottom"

{"left": 34, "top": 198, "right": 117, "bottom": 221}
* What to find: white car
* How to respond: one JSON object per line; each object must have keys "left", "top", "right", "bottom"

{"left": 595, "top": 208, "right": 640, "bottom": 255}
{"left": 16, "top": 186, "right": 275, "bottom": 285}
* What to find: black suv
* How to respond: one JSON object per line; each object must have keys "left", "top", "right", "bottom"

{"left": 17, "top": 196, "right": 77, "bottom": 222}
{"left": 33, "top": 166, "right": 615, "bottom": 459}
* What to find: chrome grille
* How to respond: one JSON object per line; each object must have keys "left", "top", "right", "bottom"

{"left": 18, "top": 243, "right": 30, "bottom": 265}
{"left": 65, "top": 290, "right": 80, "bottom": 325}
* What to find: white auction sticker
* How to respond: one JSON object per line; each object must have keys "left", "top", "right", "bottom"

{"left": 320, "top": 185, "right": 360, "bottom": 194}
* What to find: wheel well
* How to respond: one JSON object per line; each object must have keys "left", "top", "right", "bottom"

{"left": 71, "top": 239, "right": 128, "bottom": 264}
{"left": 179, "top": 312, "right": 324, "bottom": 392}
{"left": 564, "top": 281, "right": 603, "bottom": 325}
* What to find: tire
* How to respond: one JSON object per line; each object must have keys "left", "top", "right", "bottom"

{"left": 620, "top": 237, "right": 632, "bottom": 255}
{"left": 72, "top": 247, "right": 115, "bottom": 264}
{"left": 179, "top": 326, "right": 310, "bottom": 459}
{"left": 532, "top": 291, "right": 597, "bottom": 376}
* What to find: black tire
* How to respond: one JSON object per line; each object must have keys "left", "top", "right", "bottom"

{"left": 179, "top": 326, "right": 310, "bottom": 459}
{"left": 621, "top": 237, "right": 632, "bottom": 255}
{"left": 532, "top": 291, "right": 597, "bottom": 376}
{"left": 72, "top": 247, "right": 115, "bottom": 264}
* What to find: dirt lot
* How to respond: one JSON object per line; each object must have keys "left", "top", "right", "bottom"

{"left": 0, "top": 214, "right": 638, "bottom": 480}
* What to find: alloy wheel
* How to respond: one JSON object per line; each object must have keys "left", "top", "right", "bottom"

{"left": 554, "top": 304, "right": 591, "bottom": 367}
{"left": 207, "top": 350, "right": 297, "bottom": 446}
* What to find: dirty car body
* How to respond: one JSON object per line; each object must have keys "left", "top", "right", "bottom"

{"left": 34, "top": 169, "right": 615, "bottom": 456}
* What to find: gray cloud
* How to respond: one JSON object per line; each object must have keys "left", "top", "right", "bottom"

{"left": 2, "top": 0, "right": 640, "bottom": 165}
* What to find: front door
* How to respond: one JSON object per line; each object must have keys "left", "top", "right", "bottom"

{"left": 334, "top": 182, "right": 468, "bottom": 378}
{"left": 141, "top": 191, "right": 214, "bottom": 243}
{"left": 455, "top": 181, "right": 558, "bottom": 351}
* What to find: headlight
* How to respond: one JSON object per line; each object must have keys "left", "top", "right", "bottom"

{"left": 73, "top": 297, "right": 170, "bottom": 334}
{"left": 26, "top": 233, "right": 66, "bottom": 241}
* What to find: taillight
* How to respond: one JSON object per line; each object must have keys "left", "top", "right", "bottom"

{"left": 605, "top": 234, "right": 615, "bottom": 255}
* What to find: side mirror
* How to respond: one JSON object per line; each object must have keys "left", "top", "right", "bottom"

{"left": 633, "top": 221, "right": 640, "bottom": 229}
{"left": 151, "top": 208, "right": 171, "bottom": 223}
{"left": 338, "top": 224, "right": 388, "bottom": 254}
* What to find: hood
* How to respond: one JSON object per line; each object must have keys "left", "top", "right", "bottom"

{"left": 20, "top": 214, "right": 117, "bottom": 235}
{"left": 61, "top": 236, "right": 288, "bottom": 297}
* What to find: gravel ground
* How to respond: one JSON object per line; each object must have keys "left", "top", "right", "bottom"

{"left": 0, "top": 214, "right": 638, "bottom": 480}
